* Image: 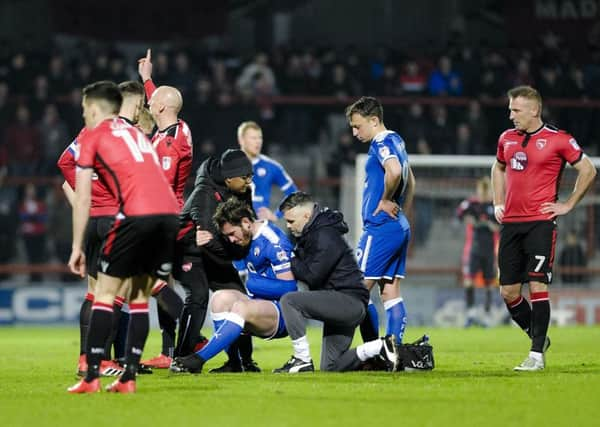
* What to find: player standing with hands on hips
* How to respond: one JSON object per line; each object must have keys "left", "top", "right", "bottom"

{"left": 491, "top": 85, "right": 596, "bottom": 371}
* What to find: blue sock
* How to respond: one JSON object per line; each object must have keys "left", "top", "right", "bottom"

{"left": 367, "top": 300, "right": 379, "bottom": 336}
{"left": 212, "top": 311, "right": 226, "bottom": 333}
{"left": 197, "top": 313, "right": 245, "bottom": 362}
{"left": 385, "top": 298, "right": 407, "bottom": 344}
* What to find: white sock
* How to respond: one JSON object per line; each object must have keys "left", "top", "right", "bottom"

{"left": 292, "top": 336, "right": 311, "bottom": 362}
{"left": 529, "top": 351, "right": 543, "bottom": 362}
{"left": 383, "top": 297, "right": 403, "bottom": 311}
{"left": 356, "top": 339, "right": 383, "bottom": 361}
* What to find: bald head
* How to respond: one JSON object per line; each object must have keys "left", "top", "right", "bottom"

{"left": 152, "top": 85, "right": 183, "bottom": 113}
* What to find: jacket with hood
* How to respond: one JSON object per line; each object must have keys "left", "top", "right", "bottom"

{"left": 291, "top": 206, "right": 369, "bottom": 305}
{"left": 178, "top": 156, "right": 252, "bottom": 263}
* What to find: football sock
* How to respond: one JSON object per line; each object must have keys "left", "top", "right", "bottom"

{"left": 505, "top": 295, "right": 532, "bottom": 336}
{"left": 484, "top": 286, "right": 492, "bottom": 313}
{"left": 292, "top": 335, "right": 311, "bottom": 362}
{"left": 530, "top": 291, "right": 550, "bottom": 353}
{"left": 360, "top": 299, "right": 379, "bottom": 342}
{"left": 120, "top": 303, "right": 149, "bottom": 383}
{"left": 197, "top": 312, "right": 244, "bottom": 362}
{"left": 356, "top": 338, "right": 384, "bottom": 361}
{"left": 384, "top": 297, "right": 407, "bottom": 344}
{"left": 153, "top": 282, "right": 184, "bottom": 321}
{"left": 103, "top": 296, "right": 124, "bottom": 360}
{"left": 211, "top": 311, "right": 227, "bottom": 334}
{"left": 465, "top": 287, "right": 474, "bottom": 309}
{"left": 238, "top": 333, "right": 253, "bottom": 363}
{"left": 85, "top": 302, "right": 113, "bottom": 382}
{"left": 158, "top": 304, "right": 176, "bottom": 357}
{"left": 79, "top": 293, "right": 94, "bottom": 355}
{"left": 113, "top": 309, "right": 129, "bottom": 360}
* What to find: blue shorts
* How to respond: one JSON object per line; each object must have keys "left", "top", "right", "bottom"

{"left": 259, "top": 300, "right": 288, "bottom": 340}
{"left": 356, "top": 217, "right": 411, "bottom": 281}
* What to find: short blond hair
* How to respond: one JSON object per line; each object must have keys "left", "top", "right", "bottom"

{"left": 237, "top": 121, "right": 262, "bottom": 139}
{"left": 507, "top": 85, "right": 542, "bottom": 112}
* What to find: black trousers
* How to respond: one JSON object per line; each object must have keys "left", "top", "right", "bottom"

{"left": 173, "top": 252, "right": 244, "bottom": 356}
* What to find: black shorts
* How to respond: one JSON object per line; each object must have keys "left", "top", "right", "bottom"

{"left": 84, "top": 216, "right": 115, "bottom": 280}
{"left": 173, "top": 245, "right": 244, "bottom": 293}
{"left": 498, "top": 220, "right": 557, "bottom": 285}
{"left": 98, "top": 215, "right": 178, "bottom": 280}
{"left": 466, "top": 250, "right": 496, "bottom": 282}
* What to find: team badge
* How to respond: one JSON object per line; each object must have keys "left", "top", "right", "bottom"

{"left": 535, "top": 139, "right": 546, "bottom": 150}
{"left": 510, "top": 151, "right": 527, "bottom": 171}
{"left": 276, "top": 250, "right": 289, "bottom": 261}
{"left": 162, "top": 156, "right": 172, "bottom": 170}
{"left": 257, "top": 167, "right": 267, "bottom": 177}
{"left": 254, "top": 247, "right": 260, "bottom": 257}
{"left": 378, "top": 146, "right": 390, "bottom": 158}
{"left": 569, "top": 138, "right": 581, "bottom": 151}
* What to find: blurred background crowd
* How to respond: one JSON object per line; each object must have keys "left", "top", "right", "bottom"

{"left": 1, "top": 0, "right": 599, "bottom": 284}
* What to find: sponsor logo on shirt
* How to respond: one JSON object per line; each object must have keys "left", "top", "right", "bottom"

{"left": 505, "top": 140, "right": 518, "bottom": 147}
{"left": 510, "top": 151, "right": 528, "bottom": 171}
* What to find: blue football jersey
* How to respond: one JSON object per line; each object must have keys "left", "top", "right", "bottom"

{"left": 251, "top": 154, "right": 297, "bottom": 217}
{"left": 243, "top": 221, "right": 297, "bottom": 300}
{"left": 362, "top": 130, "right": 410, "bottom": 227}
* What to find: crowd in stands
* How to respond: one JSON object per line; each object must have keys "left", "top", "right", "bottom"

{"left": 0, "top": 35, "right": 599, "bottom": 280}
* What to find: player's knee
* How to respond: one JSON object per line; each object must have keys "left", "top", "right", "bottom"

{"left": 499, "top": 285, "right": 520, "bottom": 301}
{"left": 230, "top": 300, "right": 249, "bottom": 319}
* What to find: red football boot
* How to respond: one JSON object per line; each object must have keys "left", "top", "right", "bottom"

{"left": 105, "top": 379, "right": 136, "bottom": 394}
{"left": 140, "top": 354, "right": 172, "bottom": 369}
{"left": 67, "top": 378, "right": 100, "bottom": 394}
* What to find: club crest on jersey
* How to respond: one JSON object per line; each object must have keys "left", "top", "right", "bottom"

{"left": 569, "top": 138, "right": 581, "bottom": 151}
{"left": 535, "top": 139, "right": 546, "bottom": 150}
{"left": 257, "top": 167, "right": 267, "bottom": 177}
{"left": 254, "top": 247, "right": 260, "bottom": 257}
{"left": 510, "top": 151, "right": 528, "bottom": 171}
{"left": 162, "top": 156, "right": 172, "bottom": 170}
{"left": 378, "top": 145, "right": 390, "bottom": 158}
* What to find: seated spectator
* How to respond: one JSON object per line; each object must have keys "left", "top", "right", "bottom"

{"left": 18, "top": 183, "right": 48, "bottom": 282}
{"left": 4, "top": 104, "right": 40, "bottom": 176}
{"left": 428, "top": 55, "right": 463, "bottom": 96}
{"left": 399, "top": 61, "right": 427, "bottom": 94}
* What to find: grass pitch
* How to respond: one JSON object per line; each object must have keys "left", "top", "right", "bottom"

{"left": 1, "top": 326, "right": 599, "bottom": 427}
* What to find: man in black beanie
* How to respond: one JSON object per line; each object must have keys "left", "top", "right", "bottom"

{"left": 171, "top": 149, "right": 261, "bottom": 372}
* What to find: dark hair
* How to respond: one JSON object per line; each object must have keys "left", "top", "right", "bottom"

{"left": 278, "top": 191, "right": 314, "bottom": 213}
{"left": 345, "top": 96, "right": 384, "bottom": 122}
{"left": 82, "top": 80, "right": 122, "bottom": 114}
{"left": 213, "top": 197, "right": 256, "bottom": 229}
{"left": 118, "top": 80, "right": 144, "bottom": 97}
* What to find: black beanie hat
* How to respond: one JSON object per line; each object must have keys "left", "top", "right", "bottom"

{"left": 220, "top": 149, "right": 253, "bottom": 179}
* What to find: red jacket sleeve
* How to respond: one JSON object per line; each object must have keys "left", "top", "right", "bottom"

{"left": 144, "top": 79, "right": 157, "bottom": 101}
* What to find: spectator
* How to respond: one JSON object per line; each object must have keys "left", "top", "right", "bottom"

{"left": 427, "top": 104, "right": 454, "bottom": 154}
{"left": 236, "top": 52, "right": 277, "bottom": 100}
{"left": 4, "top": 104, "right": 40, "bottom": 176}
{"left": 463, "top": 100, "right": 490, "bottom": 154}
{"left": 399, "top": 61, "right": 427, "bottom": 94}
{"left": 18, "top": 183, "right": 48, "bottom": 282}
{"left": 0, "top": 167, "right": 18, "bottom": 280}
{"left": 428, "top": 55, "right": 463, "bottom": 96}
{"left": 401, "top": 103, "right": 430, "bottom": 154}
{"left": 48, "top": 185, "right": 75, "bottom": 282}
{"left": 38, "top": 103, "right": 69, "bottom": 175}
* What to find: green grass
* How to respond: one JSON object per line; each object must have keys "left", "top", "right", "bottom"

{"left": 1, "top": 326, "right": 599, "bottom": 427}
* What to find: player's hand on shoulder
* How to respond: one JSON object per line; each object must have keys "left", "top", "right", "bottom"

{"left": 540, "top": 201, "right": 571, "bottom": 218}
{"left": 257, "top": 207, "right": 278, "bottom": 222}
{"left": 373, "top": 199, "right": 400, "bottom": 219}
{"left": 137, "top": 48, "right": 153, "bottom": 82}
{"left": 195, "top": 226, "right": 213, "bottom": 246}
